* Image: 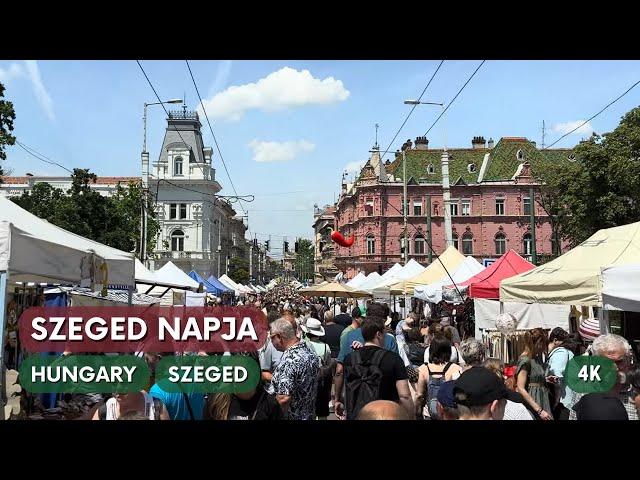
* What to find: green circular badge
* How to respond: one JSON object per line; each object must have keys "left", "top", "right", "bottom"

{"left": 565, "top": 356, "right": 618, "bottom": 393}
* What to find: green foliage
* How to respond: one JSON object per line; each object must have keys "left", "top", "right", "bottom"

{"left": 228, "top": 256, "right": 250, "bottom": 284}
{"left": 294, "top": 238, "right": 314, "bottom": 281}
{"left": 537, "top": 106, "right": 640, "bottom": 246}
{"left": 0, "top": 82, "right": 17, "bottom": 180}
{"left": 11, "top": 169, "right": 159, "bottom": 256}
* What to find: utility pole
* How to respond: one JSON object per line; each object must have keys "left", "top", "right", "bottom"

{"left": 442, "top": 149, "right": 453, "bottom": 248}
{"left": 530, "top": 186, "right": 537, "bottom": 265}
{"left": 402, "top": 148, "right": 408, "bottom": 266}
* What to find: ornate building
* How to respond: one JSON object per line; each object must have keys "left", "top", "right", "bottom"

{"left": 333, "top": 136, "right": 572, "bottom": 279}
{"left": 312, "top": 204, "right": 339, "bottom": 282}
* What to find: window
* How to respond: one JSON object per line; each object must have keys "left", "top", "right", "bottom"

{"left": 462, "top": 233, "right": 473, "bottom": 255}
{"left": 366, "top": 235, "right": 375, "bottom": 255}
{"left": 169, "top": 203, "right": 177, "bottom": 219}
{"left": 461, "top": 200, "right": 471, "bottom": 216}
{"left": 495, "top": 233, "right": 506, "bottom": 255}
{"left": 414, "top": 236, "right": 425, "bottom": 255}
{"left": 450, "top": 202, "right": 459, "bottom": 217}
{"left": 523, "top": 233, "right": 533, "bottom": 255}
{"left": 365, "top": 199, "right": 374, "bottom": 216}
{"left": 453, "top": 233, "right": 459, "bottom": 251}
{"left": 523, "top": 197, "right": 531, "bottom": 216}
{"left": 468, "top": 163, "right": 477, "bottom": 173}
{"left": 171, "top": 229, "right": 185, "bottom": 251}
{"left": 413, "top": 201, "right": 422, "bottom": 216}
{"left": 174, "top": 156, "right": 183, "bottom": 175}
{"left": 427, "top": 164, "right": 435, "bottom": 174}
{"left": 180, "top": 204, "right": 187, "bottom": 219}
{"left": 495, "top": 198, "right": 505, "bottom": 215}
{"left": 516, "top": 149, "right": 524, "bottom": 161}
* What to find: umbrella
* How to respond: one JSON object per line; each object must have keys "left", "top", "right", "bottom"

{"left": 300, "top": 282, "right": 371, "bottom": 299}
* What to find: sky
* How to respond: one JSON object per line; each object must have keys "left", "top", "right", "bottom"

{"left": 2, "top": 60, "right": 640, "bottom": 252}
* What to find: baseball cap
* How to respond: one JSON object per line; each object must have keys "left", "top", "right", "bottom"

{"left": 573, "top": 393, "right": 629, "bottom": 420}
{"left": 454, "top": 366, "right": 520, "bottom": 406}
{"left": 437, "top": 381, "right": 457, "bottom": 409}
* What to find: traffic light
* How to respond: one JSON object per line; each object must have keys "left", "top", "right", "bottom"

{"left": 265, "top": 240, "right": 270, "bottom": 251}
{"left": 284, "top": 241, "right": 289, "bottom": 253}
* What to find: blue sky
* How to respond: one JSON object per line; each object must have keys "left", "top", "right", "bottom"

{"left": 2, "top": 60, "right": 640, "bottom": 249}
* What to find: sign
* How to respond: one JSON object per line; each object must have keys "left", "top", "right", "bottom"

{"left": 482, "top": 258, "right": 497, "bottom": 268}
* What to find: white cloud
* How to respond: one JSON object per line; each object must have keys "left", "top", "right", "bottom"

{"left": 198, "top": 66, "right": 350, "bottom": 121}
{"left": 209, "top": 60, "right": 233, "bottom": 96}
{"left": 24, "top": 61, "right": 55, "bottom": 121}
{"left": 0, "top": 63, "right": 26, "bottom": 83}
{"left": 552, "top": 120, "right": 594, "bottom": 136}
{"left": 344, "top": 161, "right": 365, "bottom": 174}
{"left": 248, "top": 139, "right": 315, "bottom": 163}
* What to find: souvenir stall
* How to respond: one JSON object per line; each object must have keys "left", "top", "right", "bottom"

{"left": 0, "top": 197, "right": 136, "bottom": 419}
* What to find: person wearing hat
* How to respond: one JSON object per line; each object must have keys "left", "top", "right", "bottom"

{"left": 435, "top": 380, "right": 459, "bottom": 420}
{"left": 454, "top": 366, "right": 522, "bottom": 420}
{"left": 573, "top": 392, "right": 628, "bottom": 420}
{"left": 302, "top": 318, "right": 333, "bottom": 420}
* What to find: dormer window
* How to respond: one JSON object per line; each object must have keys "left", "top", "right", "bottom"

{"left": 568, "top": 153, "right": 576, "bottom": 162}
{"left": 516, "top": 149, "right": 524, "bottom": 161}
{"left": 174, "top": 156, "right": 183, "bottom": 175}
{"left": 427, "top": 164, "right": 435, "bottom": 174}
{"left": 467, "top": 163, "right": 477, "bottom": 173}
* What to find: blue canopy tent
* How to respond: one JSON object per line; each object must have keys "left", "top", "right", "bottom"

{"left": 187, "top": 271, "right": 226, "bottom": 295}
{"left": 206, "top": 275, "right": 233, "bottom": 295}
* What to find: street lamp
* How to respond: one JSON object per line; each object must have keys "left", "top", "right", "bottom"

{"left": 140, "top": 98, "right": 182, "bottom": 267}
{"left": 405, "top": 99, "right": 453, "bottom": 254}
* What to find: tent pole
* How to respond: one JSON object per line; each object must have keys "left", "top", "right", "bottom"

{"left": 0, "top": 271, "right": 7, "bottom": 420}
{"left": 499, "top": 301, "right": 504, "bottom": 315}
{"left": 127, "top": 285, "right": 133, "bottom": 307}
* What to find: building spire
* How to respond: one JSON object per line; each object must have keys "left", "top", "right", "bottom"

{"left": 374, "top": 123, "right": 379, "bottom": 150}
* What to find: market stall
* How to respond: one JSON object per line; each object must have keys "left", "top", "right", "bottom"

{"left": 413, "top": 256, "right": 484, "bottom": 303}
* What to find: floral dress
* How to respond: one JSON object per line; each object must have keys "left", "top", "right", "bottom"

{"left": 516, "top": 355, "right": 552, "bottom": 418}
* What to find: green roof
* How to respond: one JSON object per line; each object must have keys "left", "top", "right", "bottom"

{"left": 385, "top": 138, "right": 574, "bottom": 183}
{"left": 386, "top": 148, "right": 487, "bottom": 184}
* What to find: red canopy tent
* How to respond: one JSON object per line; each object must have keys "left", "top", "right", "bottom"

{"left": 454, "top": 250, "right": 535, "bottom": 299}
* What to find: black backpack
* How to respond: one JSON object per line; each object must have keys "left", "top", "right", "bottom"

{"left": 407, "top": 342, "right": 427, "bottom": 366}
{"left": 345, "top": 348, "right": 388, "bottom": 420}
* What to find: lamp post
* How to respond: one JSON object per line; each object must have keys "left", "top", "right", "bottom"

{"left": 404, "top": 100, "right": 451, "bottom": 251}
{"left": 141, "top": 98, "right": 182, "bottom": 267}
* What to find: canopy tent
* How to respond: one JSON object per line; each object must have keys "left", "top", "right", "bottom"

{"left": 474, "top": 298, "right": 571, "bottom": 339}
{"left": 0, "top": 196, "right": 134, "bottom": 287}
{"left": 188, "top": 271, "right": 229, "bottom": 295}
{"left": 401, "top": 259, "right": 427, "bottom": 278}
{"left": 346, "top": 272, "right": 366, "bottom": 288}
{"left": 500, "top": 222, "right": 640, "bottom": 306}
{"left": 219, "top": 274, "right": 246, "bottom": 296}
{"left": 135, "top": 259, "right": 196, "bottom": 292}
{"left": 154, "top": 262, "right": 200, "bottom": 290}
{"left": 237, "top": 283, "right": 255, "bottom": 294}
{"left": 389, "top": 246, "right": 466, "bottom": 295}
{"left": 414, "top": 256, "right": 485, "bottom": 303}
{"left": 602, "top": 264, "right": 640, "bottom": 312}
{"left": 141, "top": 261, "right": 200, "bottom": 305}
{"left": 300, "top": 282, "right": 371, "bottom": 298}
{"left": 381, "top": 263, "right": 403, "bottom": 280}
{"left": 451, "top": 249, "right": 534, "bottom": 300}
{"left": 206, "top": 275, "right": 232, "bottom": 294}
{"left": 355, "top": 272, "right": 382, "bottom": 293}
{"left": 368, "top": 259, "right": 427, "bottom": 298}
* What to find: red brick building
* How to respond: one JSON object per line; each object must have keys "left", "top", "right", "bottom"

{"left": 333, "top": 136, "right": 572, "bottom": 279}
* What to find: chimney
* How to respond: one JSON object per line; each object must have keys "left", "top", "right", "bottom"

{"left": 487, "top": 138, "right": 494, "bottom": 149}
{"left": 401, "top": 139, "right": 413, "bottom": 151}
{"left": 415, "top": 136, "right": 429, "bottom": 150}
{"left": 472, "top": 136, "right": 486, "bottom": 149}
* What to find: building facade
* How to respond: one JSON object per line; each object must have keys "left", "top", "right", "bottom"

{"left": 312, "top": 204, "right": 339, "bottom": 282}
{"left": 333, "top": 136, "right": 572, "bottom": 279}
{"left": 149, "top": 109, "right": 247, "bottom": 278}
{"left": 0, "top": 176, "right": 139, "bottom": 197}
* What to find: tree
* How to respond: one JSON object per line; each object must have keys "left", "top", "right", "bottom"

{"left": 537, "top": 106, "right": 640, "bottom": 247}
{"left": 0, "top": 82, "right": 17, "bottom": 181}
{"left": 12, "top": 169, "right": 159, "bottom": 256}
{"left": 294, "top": 238, "right": 314, "bottom": 281}
{"left": 228, "top": 256, "right": 250, "bottom": 284}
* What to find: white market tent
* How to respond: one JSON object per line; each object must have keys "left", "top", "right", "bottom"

{"left": 135, "top": 259, "right": 196, "bottom": 292}
{"left": 414, "top": 256, "right": 485, "bottom": 303}
{"left": 219, "top": 274, "right": 245, "bottom": 296}
{"left": 356, "top": 272, "right": 382, "bottom": 292}
{"left": 0, "top": 196, "right": 134, "bottom": 287}
{"left": 602, "top": 264, "right": 640, "bottom": 312}
{"left": 500, "top": 221, "right": 640, "bottom": 306}
{"left": 155, "top": 261, "right": 201, "bottom": 290}
{"left": 346, "top": 272, "right": 366, "bottom": 288}
{"left": 369, "top": 259, "right": 427, "bottom": 297}
{"left": 381, "top": 263, "right": 403, "bottom": 280}
{"left": 141, "top": 261, "right": 200, "bottom": 305}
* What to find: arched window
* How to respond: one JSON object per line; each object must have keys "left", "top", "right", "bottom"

{"left": 174, "top": 156, "right": 183, "bottom": 175}
{"left": 495, "top": 232, "right": 506, "bottom": 255}
{"left": 427, "top": 164, "right": 435, "bottom": 174}
{"left": 452, "top": 233, "right": 459, "bottom": 251}
{"left": 523, "top": 233, "right": 533, "bottom": 256}
{"left": 414, "top": 235, "right": 425, "bottom": 255}
{"left": 462, "top": 233, "right": 473, "bottom": 255}
{"left": 171, "top": 229, "right": 185, "bottom": 252}
{"left": 366, "top": 235, "right": 376, "bottom": 255}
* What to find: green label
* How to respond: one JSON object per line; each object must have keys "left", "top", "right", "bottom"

{"left": 155, "top": 355, "right": 260, "bottom": 394}
{"left": 565, "top": 356, "right": 618, "bottom": 393}
{"left": 18, "top": 354, "right": 149, "bottom": 393}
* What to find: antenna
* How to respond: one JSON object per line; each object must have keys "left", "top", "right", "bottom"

{"left": 374, "top": 123, "right": 379, "bottom": 149}
{"left": 542, "top": 120, "right": 546, "bottom": 149}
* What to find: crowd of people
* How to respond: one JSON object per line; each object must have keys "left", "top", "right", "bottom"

{"left": 82, "top": 283, "right": 640, "bottom": 420}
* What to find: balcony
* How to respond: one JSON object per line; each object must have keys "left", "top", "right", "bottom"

{"left": 153, "top": 251, "right": 216, "bottom": 260}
